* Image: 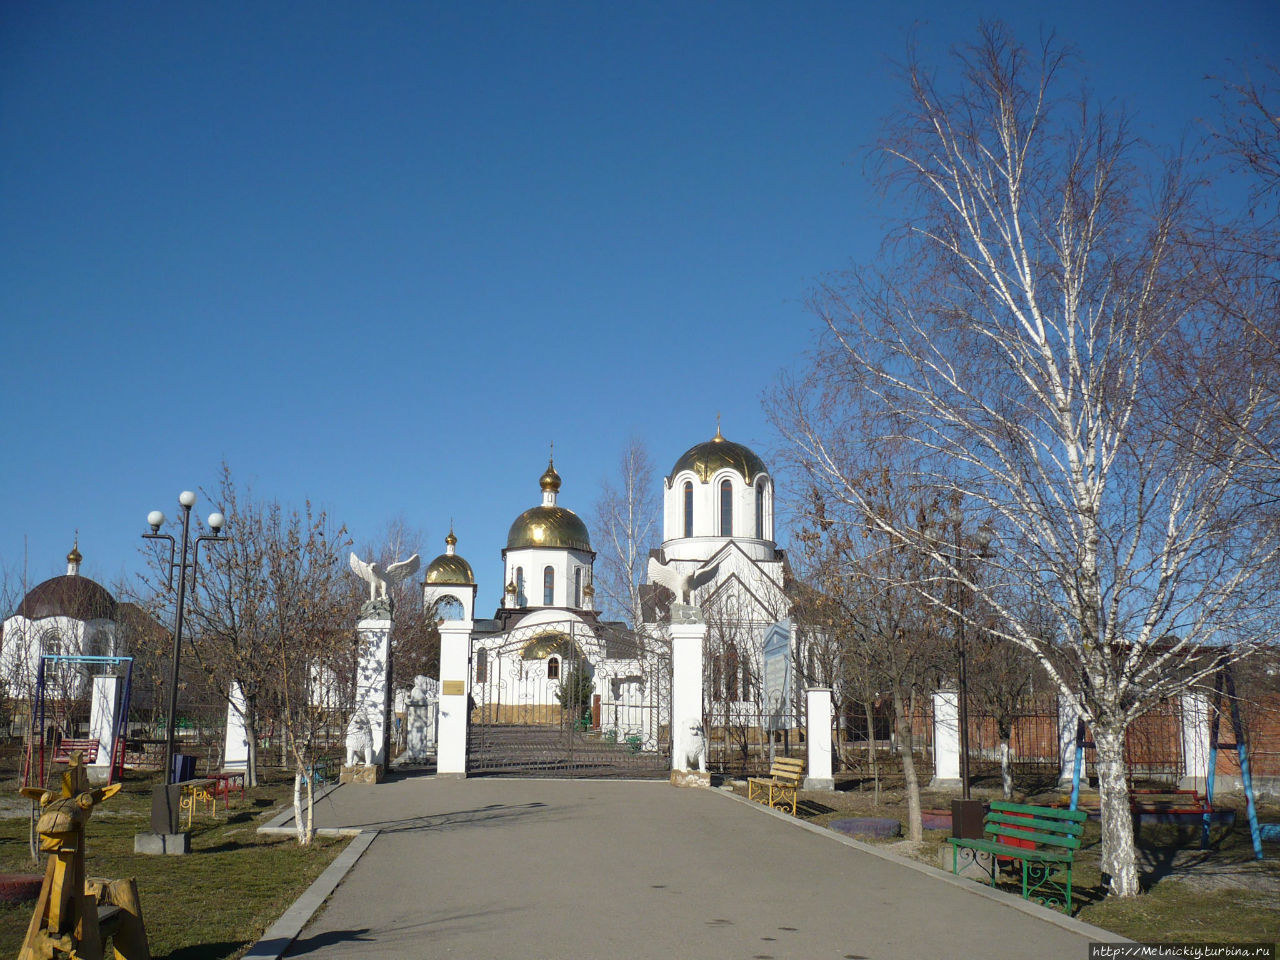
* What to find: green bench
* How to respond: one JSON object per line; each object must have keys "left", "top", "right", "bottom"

{"left": 947, "top": 801, "right": 1087, "bottom": 913}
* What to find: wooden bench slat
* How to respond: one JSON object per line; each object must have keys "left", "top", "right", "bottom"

{"left": 991, "top": 801, "right": 1087, "bottom": 822}
{"left": 987, "top": 826, "right": 1081, "bottom": 850}
{"left": 985, "top": 813, "right": 1085, "bottom": 837}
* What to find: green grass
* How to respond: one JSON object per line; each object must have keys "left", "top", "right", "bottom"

{"left": 0, "top": 772, "right": 346, "bottom": 960}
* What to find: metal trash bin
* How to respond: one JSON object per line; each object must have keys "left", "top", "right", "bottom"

{"left": 951, "top": 798, "right": 988, "bottom": 839}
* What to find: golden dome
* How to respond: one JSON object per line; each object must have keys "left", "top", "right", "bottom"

{"left": 520, "top": 631, "right": 584, "bottom": 660}
{"left": 506, "top": 506, "right": 592, "bottom": 552}
{"left": 67, "top": 542, "right": 83, "bottom": 565}
{"left": 426, "top": 554, "right": 475, "bottom": 585}
{"left": 539, "top": 459, "right": 562, "bottom": 493}
{"left": 670, "top": 426, "right": 768, "bottom": 484}
{"left": 426, "top": 527, "right": 473, "bottom": 584}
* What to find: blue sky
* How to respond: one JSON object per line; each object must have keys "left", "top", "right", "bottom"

{"left": 2, "top": 1, "right": 1275, "bottom": 613}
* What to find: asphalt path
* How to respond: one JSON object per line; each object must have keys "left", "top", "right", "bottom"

{"left": 282, "top": 775, "right": 1110, "bottom": 960}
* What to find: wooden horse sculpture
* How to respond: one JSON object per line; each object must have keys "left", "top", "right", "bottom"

{"left": 18, "top": 752, "right": 150, "bottom": 960}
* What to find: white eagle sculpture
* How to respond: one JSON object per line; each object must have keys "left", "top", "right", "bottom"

{"left": 349, "top": 552, "right": 422, "bottom": 601}
{"left": 647, "top": 556, "right": 720, "bottom": 606}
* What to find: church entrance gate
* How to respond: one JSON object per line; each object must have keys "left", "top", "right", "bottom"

{"left": 468, "top": 620, "right": 671, "bottom": 778}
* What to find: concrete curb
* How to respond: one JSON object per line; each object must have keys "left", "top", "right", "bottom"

{"left": 240, "top": 829, "right": 378, "bottom": 960}
{"left": 715, "top": 787, "right": 1134, "bottom": 944}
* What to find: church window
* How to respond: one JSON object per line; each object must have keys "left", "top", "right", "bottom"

{"left": 547, "top": 656, "right": 560, "bottom": 680}
{"left": 475, "top": 647, "right": 487, "bottom": 684}
{"left": 574, "top": 568, "right": 582, "bottom": 607}
{"left": 516, "top": 567, "right": 526, "bottom": 606}
{"left": 41, "top": 628, "right": 63, "bottom": 656}
{"left": 543, "top": 566, "right": 555, "bottom": 605}
{"left": 683, "top": 482, "right": 693, "bottom": 537}
{"left": 724, "top": 643, "right": 740, "bottom": 701}
{"left": 720, "top": 479, "right": 733, "bottom": 536}
{"left": 755, "top": 481, "right": 765, "bottom": 539}
{"left": 711, "top": 653, "right": 723, "bottom": 702}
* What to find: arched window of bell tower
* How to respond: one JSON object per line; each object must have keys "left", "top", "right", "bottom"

{"left": 720, "top": 479, "right": 733, "bottom": 536}
{"left": 755, "top": 480, "right": 765, "bottom": 539}
{"left": 543, "top": 566, "right": 555, "bottom": 605}
{"left": 683, "top": 481, "right": 693, "bottom": 538}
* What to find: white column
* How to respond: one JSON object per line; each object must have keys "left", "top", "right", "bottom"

{"left": 88, "top": 676, "right": 122, "bottom": 783}
{"left": 804, "top": 687, "right": 834, "bottom": 790}
{"left": 1180, "top": 691, "right": 1212, "bottom": 791}
{"left": 669, "top": 620, "right": 708, "bottom": 786}
{"left": 355, "top": 614, "right": 393, "bottom": 767}
{"left": 436, "top": 619, "right": 473, "bottom": 778}
{"left": 929, "top": 687, "right": 961, "bottom": 790}
{"left": 223, "top": 681, "right": 249, "bottom": 771}
{"left": 1058, "top": 693, "right": 1081, "bottom": 788}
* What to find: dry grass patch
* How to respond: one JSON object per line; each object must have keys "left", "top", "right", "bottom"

{"left": 0, "top": 770, "right": 345, "bottom": 960}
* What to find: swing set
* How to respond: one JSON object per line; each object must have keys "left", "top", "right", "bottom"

{"left": 1067, "top": 665, "right": 1264, "bottom": 861}
{"left": 22, "top": 654, "right": 135, "bottom": 791}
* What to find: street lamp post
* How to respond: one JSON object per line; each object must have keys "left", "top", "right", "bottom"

{"left": 143, "top": 491, "right": 227, "bottom": 791}
{"left": 948, "top": 507, "right": 993, "bottom": 802}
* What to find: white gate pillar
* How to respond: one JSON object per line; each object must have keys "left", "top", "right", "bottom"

{"left": 1180, "top": 691, "right": 1212, "bottom": 791}
{"left": 804, "top": 687, "right": 834, "bottom": 790}
{"left": 1058, "top": 693, "right": 1081, "bottom": 789}
{"left": 341, "top": 607, "right": 393, "bottom": 784}
{"left": 436, "top": 619, "right": 473, "bottom": 779}
{"left": 929, "top": 687, "right": 961, "bottom": 791}
{"left": 88, "top": 675, "right": 122, "bottom": 784}
{"left": 669, "top": 620, "right": 709, "bottom": 787}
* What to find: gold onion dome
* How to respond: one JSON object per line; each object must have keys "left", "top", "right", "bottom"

{"left": 67, "top": 542, "right": 82, "bottom": 565}
{"left": 670, "top": 425, "right": 768, "bottom": 484}
{"left": 539, "top": 459, "right": 562, "bottom": 493}
{"left": 506, "top": 506, "right": 591, "bottom": 551}
{"left": 425, "top": 530, "right": 475, "bottom": 585}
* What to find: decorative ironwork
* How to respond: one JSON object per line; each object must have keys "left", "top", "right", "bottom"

{"left": 1018, "top": 857, "right": 1072, "bottom": 913}
{"left": 468, "top": 620, "right": 671, "bottom": 778}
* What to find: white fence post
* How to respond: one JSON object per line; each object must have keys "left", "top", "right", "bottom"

{"left": 929, "top": 687, "right": 961, "bottom": 791}
{"left": 804, "top": 687, "right": 834, "bottom": 790}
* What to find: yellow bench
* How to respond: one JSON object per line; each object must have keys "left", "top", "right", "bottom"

{"left": 747, "top": 756, "right": 805, "bottom": 816}
{"left": 179, "top": 778, "right": 216, "bottom": 828}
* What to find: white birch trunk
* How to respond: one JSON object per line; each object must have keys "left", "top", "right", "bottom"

{"left": 292, "top": 769, "right": 315, "bottom": 846}
{"left": 1094, "top": 725, "right": 1138, "bottom": 896}
{"left": 245, "top": 721, "right": 259, "bottom": 788}
{"left": 1000, "top": 740, "right": 1013, "bottom": 799}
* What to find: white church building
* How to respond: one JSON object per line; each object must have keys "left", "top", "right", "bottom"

{"left": 421, "top": 427, "right": 795, "bottom": 768}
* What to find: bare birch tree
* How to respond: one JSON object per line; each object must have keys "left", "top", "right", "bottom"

{"left": 774, "top": 27, "right": 1279, "bottom": 896}
{"left": 593, "top": 437, "right": 661, "bottom": 626}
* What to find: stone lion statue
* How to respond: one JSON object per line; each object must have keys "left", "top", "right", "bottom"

{"left": 673, "top": 716, "right": 708, "bottom": 774}
{"left": 345, "top": 708, "right": 374, "bottom": 767}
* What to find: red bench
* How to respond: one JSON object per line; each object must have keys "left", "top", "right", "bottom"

{"left": 53, "top": 738, "right": 101, "bottom": 764}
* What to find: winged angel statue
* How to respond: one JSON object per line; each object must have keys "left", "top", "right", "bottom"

{"left": 349, "top": 552, "right": 422, "bottom": 602}
{"left": 647, "top": 556, "right": 719, "bottom": 622}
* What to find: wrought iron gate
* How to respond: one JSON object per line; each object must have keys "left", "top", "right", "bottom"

{"left": 467, "top": 619, "right": 672, "bottom": 778}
